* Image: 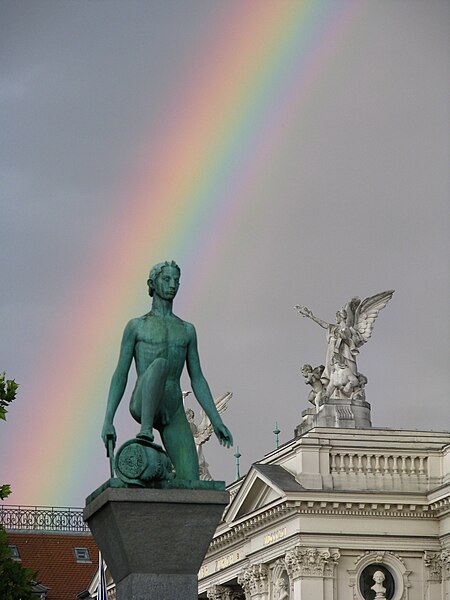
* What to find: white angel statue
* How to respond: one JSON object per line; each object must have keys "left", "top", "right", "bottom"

{"left": 185, "top": 392, "right": 233, "bottom": 480}
{"left": 295, "top": 291, "right": 394, "bottom": 400}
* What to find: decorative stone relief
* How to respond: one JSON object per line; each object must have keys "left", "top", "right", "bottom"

{"left": 273, "top": 576, "right": 290, "bottom": 600}
{"left": 440, "top": 549, "right": 450, "bottom": 579}
{"left": 207, "top": 584, "right": 235, "bottom": 600}
{"left": 237, "top": 563, "right": 269, "bottom": 598}
{"left": 284, "top": 546, "right": 340, "bottom": 579}
{"left": 355, "top": 550, "right": 390, "bottom": 566}
{"left": 424, "top": 550, "right": 450, "bottom": 582}
{"left": 424, "top": 551, "right": 442, "bottom": 582}
{"left": 271, "top": 559, "right": 291, "bottom": 600}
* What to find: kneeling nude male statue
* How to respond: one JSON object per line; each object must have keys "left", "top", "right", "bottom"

{"left": 101, "top": 260, "right": 233, "bottom": 481}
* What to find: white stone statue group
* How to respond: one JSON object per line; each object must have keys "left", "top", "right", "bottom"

{"left": 295, "top": 290, "right": 394, "bottom": 407}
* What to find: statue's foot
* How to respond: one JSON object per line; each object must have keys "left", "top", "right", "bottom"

{"left": 137, "top": 429, "right": 154, "bottom": 442}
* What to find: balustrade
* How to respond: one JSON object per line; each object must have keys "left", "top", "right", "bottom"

{"left": 329, "top": 452, "right": 428, "bottom": 477}
{"left": 0, "top": 505, "right": 89, "bottom": 532}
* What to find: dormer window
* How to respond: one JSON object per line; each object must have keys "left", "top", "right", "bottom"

{"left": 74, "top": 547, "right": 91, "bottom": 563}
{"left": 9, "top": 544, "right": 20, "bottom": 560}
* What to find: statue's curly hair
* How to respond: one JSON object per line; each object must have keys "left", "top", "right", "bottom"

{"left": 147, "top": 260, "right": 181, "bottom": 296}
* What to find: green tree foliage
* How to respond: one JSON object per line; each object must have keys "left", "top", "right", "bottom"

{"left": 0, "top": 372, "right": 18, "bottom": 421}
{"left": 0, "top": 373, "right": 36, "bottom": 599}
{"left": 0, "top": 372, "right": 18, "bottom": 500}
{"left": 0, "top": 528, "right": 36, "bottom": 600}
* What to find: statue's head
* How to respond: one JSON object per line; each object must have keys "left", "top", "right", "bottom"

{"left": 336, "top": 308, "right": 347, "bottom": 323}
{"left": 147, "top": 260, "right": 181, "bottom": 298}
{"left": 275, "top": 578, "right": 287, "bottom": 590}
{"left": 373, "top": 571, "right": 385, "bottom": 584}
{"left": 301, "top": 364, "right": 312, "bottom": 376}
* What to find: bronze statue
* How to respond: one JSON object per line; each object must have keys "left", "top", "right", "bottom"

{"left": 101, "top": 261, "right": 233, "bottom": 481}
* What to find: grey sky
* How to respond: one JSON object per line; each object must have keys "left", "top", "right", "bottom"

{"left": 0, "top": 1, "right": 449, "bottom": 506}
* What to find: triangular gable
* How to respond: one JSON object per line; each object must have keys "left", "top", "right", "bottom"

{"left": 225, "top": 465, "right": 289, "bottom": 522}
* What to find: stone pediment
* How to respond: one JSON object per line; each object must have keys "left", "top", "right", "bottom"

{"left": 225, "top": 464, "right": 304, "bottom": 522}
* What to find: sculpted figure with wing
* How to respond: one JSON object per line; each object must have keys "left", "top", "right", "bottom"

{"left": 295, "top": 291, "right": 394, "bottom": 400}
{"left": 301, "top": 364, "right": 326, "bottom": 410}
{"left": 186, "top": 392, "right": 232, "bottom": 480}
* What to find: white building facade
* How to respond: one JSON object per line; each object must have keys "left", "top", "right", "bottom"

{"left": 198, "top": 427, "right": 450, "bottom": 600}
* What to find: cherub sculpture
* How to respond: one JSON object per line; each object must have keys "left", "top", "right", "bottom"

{"left": 295, "top": 291, "right": 394, "bottom": 400}
{"left": 301, "top": 364, "right": 326, "bottom": 410}
{"left": 185, "top": 392, "right": 232, "bottom": 480}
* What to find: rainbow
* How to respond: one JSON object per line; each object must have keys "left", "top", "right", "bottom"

{"left": 7, "top": 0, "right": 360, "bottom": 506}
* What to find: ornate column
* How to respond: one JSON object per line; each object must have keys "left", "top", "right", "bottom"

{"left": 284, "top": 546, "right": 340, "bottom": 600}
{"left": 424, "top": 551, "right": 443, "bottom": 600}
{"left": 237, "top": 564, "right": 269, "bottom": 600}
{"left": 424, "top": 550, "right": 450, "bottom": 600}
{"left": 440, "top": 550, "right": 450, "bottom": 600}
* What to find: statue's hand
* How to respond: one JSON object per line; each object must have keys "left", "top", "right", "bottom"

{"left": 101, "top": 421, "right": 117, "bottom": 450}
{"left": 294, "top": 305, "right": 311, "bottom": 318}
{"left": 214, "top": 423, "right": 233, "bottom": 448}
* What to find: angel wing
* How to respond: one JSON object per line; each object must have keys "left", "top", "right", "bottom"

{"left": 195, "top": 392, "right": 233, "bottom": 446}
{"left": 312, "top": 365, "right": 325, "bottom": 378}
{"left": 354, "top": 290, "right": 394, "bottom": 345}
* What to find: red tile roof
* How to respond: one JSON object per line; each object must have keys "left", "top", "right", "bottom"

{"left": 7, "top": 531, "right": 99, "bottom": 600}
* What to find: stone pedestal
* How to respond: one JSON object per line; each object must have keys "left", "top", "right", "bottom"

{"left": 84, "top": 485, "right": 229, "bottom": 600}
{"left": 295, "top": 397, "right": 371, "bottom": 436}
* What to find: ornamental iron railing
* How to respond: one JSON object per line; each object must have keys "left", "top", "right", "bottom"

{"left": 0, "top": 505, "right": 90, "bottom": 532}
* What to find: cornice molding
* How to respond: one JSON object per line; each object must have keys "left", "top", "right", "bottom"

{"left": 207, "top": 499, "right": 435, "bottom": 555}
{"left": 429, "top": 495, "right": 450, "bottom": 516}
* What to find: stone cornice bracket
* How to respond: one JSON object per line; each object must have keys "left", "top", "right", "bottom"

{"left": 284, "top": 546, "right": 340, "bottom": 579}
{"left": 237, "top": 563, "right": 269, "bottom": 598}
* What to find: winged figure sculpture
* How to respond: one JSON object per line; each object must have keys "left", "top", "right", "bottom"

{"left": 185, "top": 392, "right": 233, "bottom": 480}
{"left": 295, "top": 290, "right": 394, "bottom": 401}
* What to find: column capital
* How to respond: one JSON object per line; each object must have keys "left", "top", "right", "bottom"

{"left": 424, "top": 551, "right": 443, "bottom": 582}
{"left": 440, "top": 549, "right": 450, "bottom": 580}
{"left": 237, "top": 563, "right": 269, "bottom": 598}
{"left": 207, "top": 584, "right": 235, "bottom": 600}
{"left": 284, "top": 546, "right": 340, "bottom": 579}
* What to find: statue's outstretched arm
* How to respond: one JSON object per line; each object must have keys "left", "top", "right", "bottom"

{"left": 294, "top": 305, "right": 329, "bottom": 329}
{"left": 101, "top": 319, "right": 136, "bottom": 448}
{"left": 186, "top": 324, "right": 233, "bottom": 448}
